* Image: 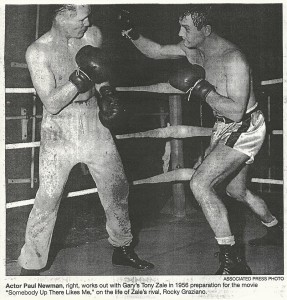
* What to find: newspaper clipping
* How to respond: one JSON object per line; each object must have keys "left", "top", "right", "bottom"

{"left": 1, "top": 0, "right": 286, "bottom": 299}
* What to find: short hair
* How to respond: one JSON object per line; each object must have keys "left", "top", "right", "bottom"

{"left": 179, "top": 5, "right": 213, "bottom": 30}
{"left": 50, "top": 4, "right": 77, "bottom": 20}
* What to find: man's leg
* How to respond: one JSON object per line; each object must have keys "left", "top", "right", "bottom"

{"left": 85, "top": 135, "right": 154, "bottom": 270}
{"left": 226, "top": 165, "right": 283, "bottom": 246}
{"left": 18, "top": 144, "right": 74, "bottom": 275}
{"left": 190, "top": 143, "right": 252, "bottom": 274}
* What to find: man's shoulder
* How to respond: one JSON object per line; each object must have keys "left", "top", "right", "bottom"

{"left": 222, "top": 46, "right": 247, "bottom": 66}
{"left": 83, "top": 26, "right": 102, "bottom": 47}
{"left": 27, "top": 33, "right": 52, "bottom": 56}
{"left": 26, "top": 34, "right": 52, "bottom": 64}
{"left": 214, "top": 36, "right": 245, "bottom": 62}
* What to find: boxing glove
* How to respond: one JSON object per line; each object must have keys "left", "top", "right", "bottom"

{"left": 98, "top": 85, "right": 125, "bottom": 130}
{"left": 69, "top": 46, "right": 109, "bottom": 93}
{"left": 169, "top": 64, "right": 215, "bottom": 101}
{"left": 69, "top": 69, "right": 93, "bottom": 94}
{"left": 118, "top": 9, "right": 140, "bottom": 40}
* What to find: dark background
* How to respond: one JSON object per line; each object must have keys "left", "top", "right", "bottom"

{"left": 5, "top": 4, "right": 283, "bottom": 265}
{"left": 5, "top": 3, "right": 283, "bottom": 213}
{"left": 5, "top": 4, "right": 282, "bottom": 86}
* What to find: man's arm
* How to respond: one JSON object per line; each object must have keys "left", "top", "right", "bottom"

{"left": 118, "top": 10, "right": 185, "bottom": 59}
{"left": 205, "top": 50, "right": 250, "bottom": 122}
{"left": 131, "top": 38, "right": 185, "bottom": 59}
{"left": 26, "top": 44, "right": 78, "bottom": 114}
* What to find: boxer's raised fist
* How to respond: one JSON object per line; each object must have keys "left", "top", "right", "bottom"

{"left": 75, "top": 45, "right": 109, "bottom": 84}
{"left": 69, "top": 46, "right": 110, "bottom": 93}
{"left": 118, "top": 9, "right": 140, "bottom": 41}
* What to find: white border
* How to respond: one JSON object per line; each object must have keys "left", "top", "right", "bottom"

{"left": 0, "top": 1, "right": 286, "bottom": 300}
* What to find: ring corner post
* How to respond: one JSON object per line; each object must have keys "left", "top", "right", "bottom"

{"left": 168, "top": 95, "right": 186, "bottom": 218}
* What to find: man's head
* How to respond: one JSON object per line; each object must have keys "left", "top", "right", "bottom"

{"left": 178, "top": 5, "right": 213, "bottom": 48}
{"left": 52, "top": 5, "right": 91, "bottom": 39}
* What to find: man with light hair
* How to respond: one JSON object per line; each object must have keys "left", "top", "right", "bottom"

{"left": 18, "top": 4, "right": 154, "bottom": 276}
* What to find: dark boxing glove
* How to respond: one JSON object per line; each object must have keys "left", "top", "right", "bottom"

{"left": 76, "top": 45, "right": 109, "bottom": 83}
{"left": 69, "top": 69, "right": 93, "bottom": 94}
{"left": 169, "top": 64, "right": 215, "bottom": 101}
{"left": 118, "top": 9, "right": 140, "bottom": 40}
{"left": 98, "top": 85, "right": 125, "bottom": 130}
{"left": 69, "top": 46, "right": 109, "bottom": 93}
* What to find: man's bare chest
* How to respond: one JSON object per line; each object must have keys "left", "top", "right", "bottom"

{"left": 203, "top": 58, "right": 226, "bottom": 92}
{"left": 49, "top": 42, "right": 84, "bottom": 85}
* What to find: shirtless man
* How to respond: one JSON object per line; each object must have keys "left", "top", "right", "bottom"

{"left": 119, "top": 5, "right": 282, "bottom": 274}
{"left": 18, "top": 4, "right": 154, "bottom": 276}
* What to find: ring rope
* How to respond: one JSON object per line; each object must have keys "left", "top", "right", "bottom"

{"left": 6, "top": 188, "right": 98, "bottom": 209}
{"left": 251, "top": 178, "right": 283, "bottom": 185}
{"left": 260, "top": 78, "right": 283, "bottom": 86}
{"left": 6, "top": 141, "right": 40, "bottom": 150}
{"left": 5, "top": 78, "right": 282, "bottom": 95}
{"left": 5, "top": 88, "right": 36, "bottom": 94}
{"left": 5, "top": 80, "right": 283, "bottom": 210}
{"left": 6, "top": 176, "right": 283, "bottom": 209}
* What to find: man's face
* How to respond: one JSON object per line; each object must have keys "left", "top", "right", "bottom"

{"left": 61, "top": 5, "right": 91, "bottom": 39}
{"left": 178, "top": 15, "right": 206, "bottom": 48}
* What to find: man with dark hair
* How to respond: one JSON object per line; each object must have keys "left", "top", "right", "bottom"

{"left": 18, "top": 4, "right": 154, "bottom": 276}
{"left": 178, "top": 5, "right": 213, "bottom": 29}
{"left": 119, "top": 5, "right": 282, "bottom": 274}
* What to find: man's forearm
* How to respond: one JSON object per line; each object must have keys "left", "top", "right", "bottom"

{"left": 205, "top": 91, "right": 245, "bottom": 122}
{"left": 131, "top": 35, "right": 166, "bottom": 59}
{"left": 42, "top": 82, "right": 78, "bottom": 114}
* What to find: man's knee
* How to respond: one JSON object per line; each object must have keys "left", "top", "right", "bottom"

{"left": 119, "top": 181, "right": 129, "bottom": 200}
{"left": 108, "top": 177, "right": 129, "bottom": 202}
{"left": 226, "top": 184, "right": 247, "bottom": 202}
{"left": 190, "top": 172, "right": 210, "bottom": 196}
{"left": 35, "top": 185, "right": 63, "bottom": 210}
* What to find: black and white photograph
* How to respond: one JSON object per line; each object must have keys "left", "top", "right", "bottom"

{"left": 1, "top": 0, "right": 285, "bottom": 299}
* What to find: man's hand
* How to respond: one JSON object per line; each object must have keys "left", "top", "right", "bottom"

{"left": 69, "top": 45, "right": 109, "bottom": 93}
{"left": 169, "top": 64, "right": 215, "bottom": 101}
{"left": 118, "top": 9, "right": 140, "bottom": 40}
{"left": 98, "top": 85, "right": 126, "bottom": 130}
{"left": 69, "top": 69, "right": 93, "bottom": 94}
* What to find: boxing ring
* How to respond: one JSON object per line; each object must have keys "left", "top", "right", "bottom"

{"left": 5, "top": 78, "right": 283, "bottom": 217}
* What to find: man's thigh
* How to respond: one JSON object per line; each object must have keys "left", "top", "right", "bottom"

{"left": 226, "top": 163, "right": 249, "bottom": 192}
{"left": 194, "top": 142, "right": 250, "bottom": 186}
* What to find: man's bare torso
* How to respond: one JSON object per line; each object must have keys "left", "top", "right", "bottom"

{"left": 184, "top": 36, "right": 257, "bottom": 113}
{"left": 35, "top": 26, "right": 102, "bottom": 103}
{"left": 32, "top": 26, "right": 103, "bottom": 141}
